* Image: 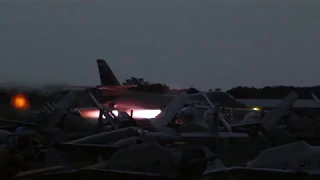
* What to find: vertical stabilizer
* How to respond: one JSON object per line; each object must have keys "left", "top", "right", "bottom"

{"left": 96, "top": 59, "right": 121, "bottom": 86}
{"left": 150, "top": 91, "right": 189, "bottom": 131}
{"left": 260, "top": 91, "right": 298, "bottom": 132}
{"left": 311, "top": 92, "right": 320, "bottom": 106}
{"left": 45, "top": 148, "right": 73, "bottom": 171}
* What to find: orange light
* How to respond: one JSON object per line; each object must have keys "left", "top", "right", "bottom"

{"left": 11, "top": 94, "right": 30, "bottom": 110}
{"left": 175, "top": 119, "right": 185, "bottom": 125}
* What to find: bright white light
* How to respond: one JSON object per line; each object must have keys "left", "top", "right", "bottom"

{"left": 102, "top": 110, "right": 118, "bottom": 119}
{"left": 112, "top": 110, "right": 118, "bottom": 116}
{"left": 130, "top": 109, "right": 161, "bottom": 119}
{"left": 252, "top": 107, "right": 260, "bottom": 111}
{"left": 80, "top": 109, "right": 161, "bottom": 119}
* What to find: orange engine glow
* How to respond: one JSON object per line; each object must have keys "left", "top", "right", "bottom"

{"left": 81, "top": 109, "right": 161, "bottom": 119}
{"left": 11, "top": 94, "right": 30, "bottom": 110}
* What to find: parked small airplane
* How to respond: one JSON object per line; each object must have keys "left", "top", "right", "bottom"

{"left": 202, "top": 141, "right": 320, "bottom": 179}
{"left": 44, "top": 141, "right": 320, "bottom": 180}
{"left": 43, "top": 143, "right": 218, "bottom": 179}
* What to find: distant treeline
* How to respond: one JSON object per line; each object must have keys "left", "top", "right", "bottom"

{"left": 1, "top": 77, "right": 320, "bottom": 106}
{"left": 227, "top": 86, "right": 320, "bottom": 99}
{"left": 124, "top": 77, "right": 320, "bottom": 99}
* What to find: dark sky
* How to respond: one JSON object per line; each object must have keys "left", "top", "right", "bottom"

{"left": 0, "top": 1, "right": 319, "bottom": 90}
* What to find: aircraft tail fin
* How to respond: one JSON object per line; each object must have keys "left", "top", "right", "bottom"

{"left": 260, "top": 91, "right": 297, "bottom": 132}
{"left": 45, "top": 148, "right": 73, "bottom": 171}
{"left": 14, "top": 166, "right": 64, "bottom": 179}
{"left": 230, "top": 92, "right": 298, "bottom": 146}
{"left": 232, "top": 91, "right": 298, "bottom": 132}
{"left": 150, "top": 91, "right": 189, "bottom": 131}
{"left": 44, "top": 91, "right": 79, "bottom": 128}
{"left": 311, "top": 92, "right": 320, "bottom": 105}
{"left": 97, "top": 154, "right": 103, "bottom": 164}
{"left": 96, "top": 59, "right": 121, "bottom": 86}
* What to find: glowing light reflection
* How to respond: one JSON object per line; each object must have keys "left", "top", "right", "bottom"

{"left": 252, "top": 107, "right": 261, "bottom": 111}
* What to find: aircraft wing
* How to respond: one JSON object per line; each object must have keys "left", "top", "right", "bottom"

{"left": 0, "top": 124, "right": 19, "bottom": 131}
{"left": 52, "top": 85, "right": 137, "bottom": 90}
{"left": 181, "top": 132, "right": 248, "bottom": 138}
{"left": 45, "top": 168, "right": 176, "bottom": 180}
{"left": 75, "top": 169, "right": 177, "bottom": 180}
{"left": 230, "top": 120, "right": 260, "bottom": 129}
{"left": 55, "top": 143, "right": 120, "bottom": 155}
{"left": 98, "top": 85, "right": 137, "bottom": 90}
{"left": 202, "top": 167, "right": 312, "bottom": 179}
{"left": 13, "top": 166, "right": 64, "bottom": 179}
{"left": 0, "top": 119, "right": 38, "bottom": 127}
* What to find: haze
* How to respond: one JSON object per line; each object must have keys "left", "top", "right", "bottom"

{"left": 0, "top": 1, "right": 319, "bottom": 90}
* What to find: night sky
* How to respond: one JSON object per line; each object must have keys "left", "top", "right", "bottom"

{"left": 1, "top": 1, "right": 319, "bottom": 90}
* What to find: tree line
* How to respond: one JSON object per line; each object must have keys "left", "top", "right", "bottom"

{"left": 0, "top": 77, "right": 319, "bottom": 105}
{"left": 227, "top": 86, "right": 320, "bottom": 99}
{"left": 122, "top": 77, "right": 201, "bottom": 94}
{"left": 123, "top": 77, "right": 320, "bottom": 99}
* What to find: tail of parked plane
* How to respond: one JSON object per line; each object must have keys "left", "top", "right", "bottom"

{"left": 45, "top": 148, "right": 73, "bottom": 171}
{"left": 311, "top": 92, "right": 320, "bottom": 106}
{"left": 96, "top": 59, "right": 121, "bottom": 86}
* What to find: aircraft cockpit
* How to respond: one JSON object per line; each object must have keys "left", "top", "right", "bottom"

{"left": 175, "top": 106, "right": 201, "bottom": 124}
{"left": 167, "top": 104, "right": 209, "bottom": 133}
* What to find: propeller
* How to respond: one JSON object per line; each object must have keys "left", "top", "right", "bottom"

{"left": 86, "top": 89, "right": 119, "bottom": 130}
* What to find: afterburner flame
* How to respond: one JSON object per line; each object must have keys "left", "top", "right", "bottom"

{"left": 129, "top": 109, "right": 161, "bottom": 119}
{"left": 81, "top": 109, "right": 161, "bottom": 119}
{"left": 11, "top": 94, "right": 30, "bottom": 110}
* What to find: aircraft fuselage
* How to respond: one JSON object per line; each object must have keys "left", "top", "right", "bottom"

{"left": 99, "top": 90, "right": 247, "bottom": 111}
